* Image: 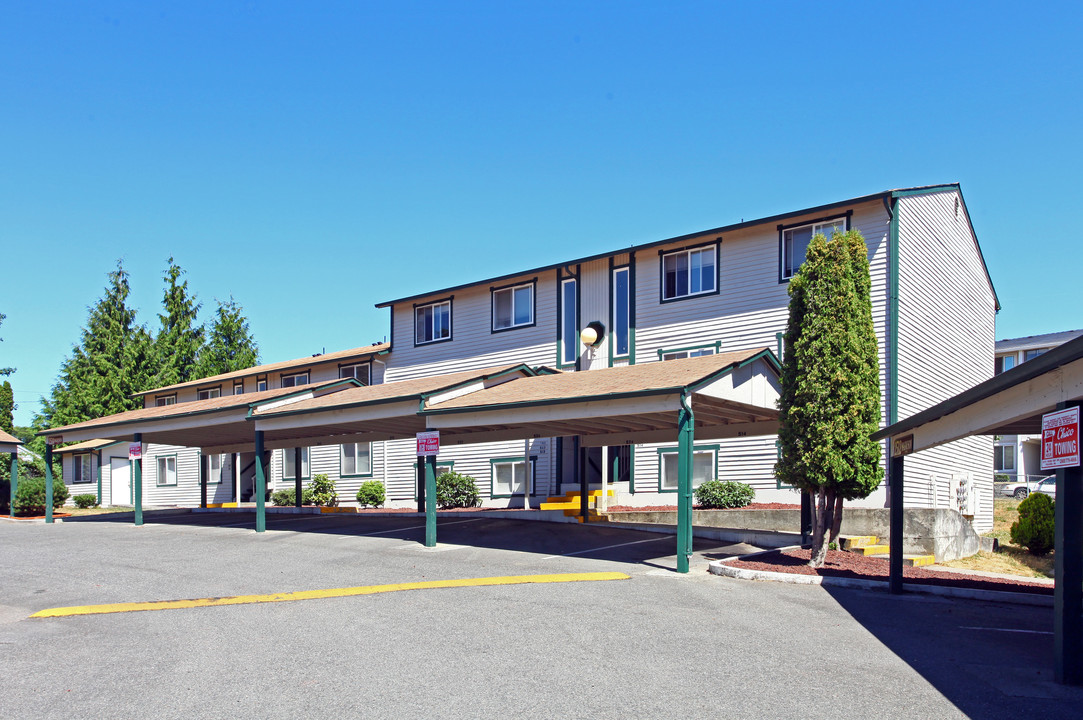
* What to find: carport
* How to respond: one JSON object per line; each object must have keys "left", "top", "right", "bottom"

{"left": 874, "top": 334, "right": 1083, "bottom": 684}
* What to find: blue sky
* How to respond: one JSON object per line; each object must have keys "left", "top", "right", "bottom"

{"left": 2, "top": 1, "right": 1080, "bottom": 426}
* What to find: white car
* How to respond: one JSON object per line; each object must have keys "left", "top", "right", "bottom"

{"left": 1000, "top": 475, "right": 1055, "bottom": 500}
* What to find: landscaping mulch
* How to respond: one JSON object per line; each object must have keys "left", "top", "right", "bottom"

{"left": 728, "top": 548, "right": 1054, "bottom": 596}
{"left": 607, "top": 503, "right": 801, "bottom": 512}
{"left": 0, "top": 512, "right": 73, "bottom": 520}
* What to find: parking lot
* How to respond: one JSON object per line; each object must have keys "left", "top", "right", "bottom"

{"left": 2, "top": 512, "right": 1081, "bottom": 719}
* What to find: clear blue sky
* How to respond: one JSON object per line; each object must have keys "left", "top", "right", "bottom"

{"left": 2, "top": 2, "right": 1080, "bottom": 426}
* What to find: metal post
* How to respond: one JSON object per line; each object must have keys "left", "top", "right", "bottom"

{"left": 889, "top": 454, "right": 904, "bottom": 594}
{"left": 200, "top": 454, "right": 208, "bottom": 509}
{"left": 416, "top": 462, "right": 425, "bottom": 513}
{"left": 676, "top": 393, "right": 694, "bottom": 574}
{"left": 254, "top": 430, "right": 266, "bottom": 533}
{"left": 523, "top": 437, "right": 531, "bottom": 510}
{"left": 1054, "top": 401, "right": 1082, "bottom": 685}
{"left": 95, "top": 450, "right": 102, "bottom": 506}
{"left": 9, "top": 451, "right": 17, "bottom": 513}
{"left": 133, "top": 433, "right": 143, "bottom": 526}
{"left": 424, "top": 454, "right": 437, "bottom": 547}
{"left": 294, "top": 447, "right": 302, "bottom": 508}
{"left": 579, "top": 439, "right": 589, "bottom": 522}
{"left": 45, "top": 444, "right": 54, "bottom": 523}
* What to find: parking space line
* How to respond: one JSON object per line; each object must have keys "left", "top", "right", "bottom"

{"left": 958, "top": 626, "right": 1053, "bottom": 635}
{"left": 541, "top": 536, "right": 668, "bottom": 560}
{"left": 357, "top": 518, "right": 486, "bottom": 536}
{"left": 30, "top": 572, "right": 631, "bottom": 618}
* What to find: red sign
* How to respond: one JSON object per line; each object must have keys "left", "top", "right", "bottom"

{"left": 129, "top": 443, "right": 143, "bottom": 461}
{"left": 1041, "top": 407, "right": 1080, "bottom": 471}
{"left": 416, "top": 431, "right": 440, "bottom": 457}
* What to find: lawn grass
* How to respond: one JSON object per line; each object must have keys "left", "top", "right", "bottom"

{"left": 63, "top": 506, "right": 133, "bottom": 516}
{"left": 939, "top": 498, "right": 1054, "bottom": 579}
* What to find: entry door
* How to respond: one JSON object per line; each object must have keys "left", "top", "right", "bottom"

{"left": 110, "top": 458, "right": 131, "bottom": 506}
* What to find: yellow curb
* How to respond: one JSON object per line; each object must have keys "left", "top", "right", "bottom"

{"left": 30, "top": 572, "right": 631, "bottom": 618}
{"left": 205, "top": 502, "right": 237, "bottom": 509}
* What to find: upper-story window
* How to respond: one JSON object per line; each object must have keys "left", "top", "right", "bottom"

{"left": 660, "top": 343, "right": 718, "bottom": 361}
{"left": 1024, "top": 348, "right": 1048, "bottom": 362}
{"left": 994, "top": 355, "right": 1017, "bottom": 375}
{"left": 780, "top": 217, "right": 847, "bottom": 280}
{"left": 661, "top": 244, "right": 717, "bottom": 301}
{"left": 197, "top": 387, "right": 221, "bottom": 400}
{"left": 233, "top": 380, "right": 244, "bottom": 395}
{"left": 281, "top": 372, "right": 309, "bottom": 388}
{"left": 340, "top": 363, "right": 371, "bottom": 385}
{"left": 415, "top": 299, "right": 452, "bottom": 345}
{"left": 256, "top": 376, "right": 268, "bottom": 392}
{"left": 155, "top": 394, "right": 177, "bottom": 407}
{"left": 560, "top": 277, "right": 578, "bottom": 366}
{"left": 612, "top": 267, "right": 630, "bottom": 357}
{"left": 492, "top": 282, "right": 534, "bottom": 332}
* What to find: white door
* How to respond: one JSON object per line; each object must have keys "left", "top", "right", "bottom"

{"left": 110, "top": 458, "right": 131, "bottom": 506}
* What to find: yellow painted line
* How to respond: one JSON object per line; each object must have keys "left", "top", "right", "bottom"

{"left": 30, "top": 572, "right": 630, "bottom": 618}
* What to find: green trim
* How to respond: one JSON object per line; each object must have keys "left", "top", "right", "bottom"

{"left": 338, "top": 441, "right": 375, "bottom": 478}
{"left": 656, "top": 443, "right": 720, "bottom": 493}
{"left": 417, "top": 365, "right": 537, "bottom": 405}
{"left": 657, "top": 341, "right": 721, "bottom": 360}
{"left": 411, "top": 460, "right": 454, "bottom": 501}
{"left": 610, "top": 263, "right": 632, "bottom": 365}
{"left": 685, "top": 349, "right": 780, "bottom": 393}
{"left": 887, "top": 196, "right": 900, "bottom": 427}
{"left": 629, "top": 251, "right": 636, "bottom": 365}
{"left": 489, "top": 456, "right": 537, "bottom": 498}
{"left": 155, "top": 454, "right": 179, "bottom": 487}
{"left": 775, "top": 332, "right": 784, "bottom": 360}
{"left": 243, "top": 378, "right": 364, "bottom": 418}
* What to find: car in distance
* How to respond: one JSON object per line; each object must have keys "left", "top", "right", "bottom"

{"left": 999, "top": 475, "right": 1055, "bottom": 500}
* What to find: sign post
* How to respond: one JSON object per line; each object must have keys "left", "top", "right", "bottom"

{"left": 416, "top": 431, "right": 439, "bottom": 547}
{"left": 1046, "top": 404, "right": 1082, "bottom": 685}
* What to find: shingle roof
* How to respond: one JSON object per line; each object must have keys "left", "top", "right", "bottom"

{"left": 996, "top": 329, "right": 1083, "bottom": 354}
{"left": 51, "top": 438, "right": 124, "bottom": 454}
{"left": 0, "top": 429, "right": 22, "bottom": 446}
{"left": 132, "top": 342, "right": 390, "bottom": 397}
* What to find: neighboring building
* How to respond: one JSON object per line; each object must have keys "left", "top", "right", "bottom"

{"left": 56, "top": 184, "right": 1000, "bottom": 530}
{"left": 993, "top": 329, "right": 1083, "bottom": 487}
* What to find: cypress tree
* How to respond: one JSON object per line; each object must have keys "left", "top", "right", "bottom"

{"left": 775, "top": 229, "right": 882, "bottom": 567}
{"left": 0, "top": 381, "right": 13, "bottom": 435}
{"left": 196, "top": 297, "right": 260, "bottom": 377}
{"left": 152, "top": 257, "right": 204, "bottom": 389}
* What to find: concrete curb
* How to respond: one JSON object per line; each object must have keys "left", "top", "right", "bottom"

{"left": 708, "top": 558, "right": 1054, "bottom": 607}
{"left": 2, "top": 508, "right": 192, "bottom": 524}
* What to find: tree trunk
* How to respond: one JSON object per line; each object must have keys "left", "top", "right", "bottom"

{"left": 808, "top": 487, "right": 836, "bottom": 567}
{"left": 828, "top": 493, "right": 845, "bottom": 544}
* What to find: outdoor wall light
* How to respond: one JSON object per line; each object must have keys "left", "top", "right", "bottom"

{"left": 580, "top": 321, "right": 606, "bottom": 347}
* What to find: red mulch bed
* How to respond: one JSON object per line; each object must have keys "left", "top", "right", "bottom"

{"left": 0, "top": 512, "right": 73, "bottom": 520}
{"left": 608, "top": 503, "right": 801, "bottom": 512}
{"left": 729, "top": 548, "right": 1053, "bottom": 595}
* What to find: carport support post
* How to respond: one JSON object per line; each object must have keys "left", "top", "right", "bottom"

{"left": 9, "top": 451, "right": 17, "bottom": 513}
{"left": 1054, "top": 400, "right": 1083, "bottom": 685}
{"left": 676, "top": 393, "right": 694, "bottom": 574}
{"left": 44, "top": 444, "right": 54, "bottom": 523}
{"left": 889, "top": 454, "right": 904, "bottom": 594}
{"left": 424, "top": 454, "right": 437, "bottom": 547}
{"left": 254, "top": 430, "right": 266, "bottom": 533}
{"left": 294, "top": 447, "right": 302, "bottom": 508}
{"left": 199, "top": 453, "right": 207, "bottom": 509}
{"left": 133, "top": 433, "right": 143, "bottom": 526}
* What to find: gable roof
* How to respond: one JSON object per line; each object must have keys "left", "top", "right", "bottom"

{"left": 996, "top": 329, "right": 1083, "bottom": 354}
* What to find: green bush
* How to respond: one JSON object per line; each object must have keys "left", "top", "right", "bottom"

{"left": 308, "top": 473, "right": 338, "bottom": 507}
{"left": 1011, "top": 492, "right": 1055, "bottom": 555}
{"left": 73, "top": 494, "right": 99, "bottom": 509}
{"left": 271, "top": 487, "right": 314, "bottom": 506}
{"left": 356, "top": 481, "right": 385, "bottom": 508}
{"left": 12, "top": 477, "right": 70, "bottom": 516}
{"left": 694, "top": 480, "right": 755, "bottom": 509}
{"left": 436, "top": 471, "right": 481, "bottom": 509}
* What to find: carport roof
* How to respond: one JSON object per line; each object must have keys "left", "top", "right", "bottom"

{"left": 0, "top": 428, "right": 22, "bottom": 453}
{"left": 51, "top": 438, "right": 123, "bottom": 454}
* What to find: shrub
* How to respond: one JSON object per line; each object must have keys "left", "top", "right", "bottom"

{"left": 73, "top": 494, "right": 99, "bottom": 509}
{"left": 435, "top": 471, "right": 480, "bottom": 509}
{"left": 12, "top": 477, "right": 69, "bottom": 516}
{"left": 694, "top": 480, "right": 755, "bottom": 509}
{"left": 271, "top": 487, "right": 314, "bottom": 506}
{"left": 1010, "top": 492, "right": 1055, "bottom": 555}
{"left": 356, "top": 481, "right": 385, "bottom": 508}
{"left": 307, "top": 473, "right": 338, "bottom": 507}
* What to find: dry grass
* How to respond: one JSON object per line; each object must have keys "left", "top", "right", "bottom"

{"left": 939, "top": 498, "right": 1054, "bottom": 579}
{"left": 63, "top": 506, "right": 132, "bottom": 516}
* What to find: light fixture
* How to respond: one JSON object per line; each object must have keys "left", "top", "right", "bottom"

{"left": 580, "top": 321, "right": 606, "bottom": 347}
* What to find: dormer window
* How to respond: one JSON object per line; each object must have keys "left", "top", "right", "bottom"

{"left": 281, "top": 372, "right": 309, "bottom": 388}
{"left": 197, "top": 387, "right": 221, "bottom": 400}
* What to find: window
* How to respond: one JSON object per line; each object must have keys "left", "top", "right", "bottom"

{"left": 492, "top": 283, "right": 534, "bottom": 331}
{"left": 72, "top": 454, "right": 94, "bottom": 484}
{"left": 491, "top": 457, "right": 535, "bottom": 497}
{"left": 612, "top": 267, "right": 630, "bottom": 357}
{"left": 339, "top": 363, "right": 371, "bottom": 385}
{"left": 233, "top": 381, "right": 244, "bottom": 395}
{"left": 995, "top": 355, "right": 1016, "bottom": 374}
{"left": 560, "top": 278, "right": 578, "bottom": 366}
{"left": 340, "top": 442, "right": 372, "bottom": 476}
{"left": 415, "top": 300, "right": 452, "bottom": 345}
{"left": 662, "top": 245, "right": 717, "bottom": 301}
{"left": 256, "top": 377, "right": 268, "bottom": 392}
{"left": 281, "top": 372, "right": 309, "bottom": 388}
{"left": 156, "top": 456, "right": 177, "bottom": 487}
{"left": 658, "top": 447, "right": 717, "bottom": 491}
{"left": 282, "top": 447, "right": 310, "bottom": 479}
{"left": 994, "top": 445, "right": 1015, "bottom": 472}
{"left": 204, "top": 453, "right": 225, "bottom": 484}
{"left": 1024, "top": 348, "right": 1047, "bottom": 362}
{"left": 155, "top": 395, "right": 176, "bottom": 407}
{"left": 660, "top": 345, "right": 717, "bottom": 361}
{"left": 781, "top": 217, "right": 847, "bottom": 280}
{"left": 197, "top": 387, "right": 221, "bottom": 400}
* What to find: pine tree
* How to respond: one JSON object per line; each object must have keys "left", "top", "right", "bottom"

{"left": 775, "top": 229, "right": 882, "bottom": 567}
{"left": 196, "top": 297, "right": 260, "bottom": 377}
{"left": 0, "top": 381, "right": 14, "bottom": 435}
{"left": 152, "top": 258, "right": 204, "bottom": 388}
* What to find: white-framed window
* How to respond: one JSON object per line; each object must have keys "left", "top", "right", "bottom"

{"left": 660, "top": 346, "right": 717, "bottom": 361}
{"left": 281, "top": 372, "right": 309, "bottom": 388}
{"left": 256, "top": 377, "right": 268, "bottom": 392}
{"left": 156, "top": 456, "right": 178, "bottom": 487}
{"left": 658, "top": 447, "right": 717, "bottom": 491}
{"left": 339, "top": 363, "right": 371, "bottom": 385}
{"left": 72, "top": 454, "right": 94, "bottom": 484}
{"left": 491, "top": 457, "right": 535, "bottom": 497}
{"left": 233, "top": 381, "right": 244, "bottom": 395}
{"left": 205, "top": 453, "right": 226, "bottom": 485}
{"left": 612, "top": 267, "right": 630, "bottom": 357}
{"left": 1024, "top": 348, "right": 1048, "bottom": 362}
{"left": 994, "top": 445, "right": 1015, "bottom": 472}
{"left": 155, "top": 395, "right": 176, "bottom": 407}
{"left": 560, "top": 277, "right": 578, "bottom": 366}
{"left": 781, "top": 217, "right": 847, "bottom": 280}
{"left": 492, "top": 283, "right": 534, "bottom": 331}
{"left": 415, "top": 300, "right": 452, "bottom": 345}
{"left": 197, "top": 387, "right": 221, "bottom": 400}
{"left": 340, "top": 442, "right": 372, "bottom": 476}
{"left": 661, "top": 245, "right": 717, "bottom": 301}
{"left": 282, "top": 447, "right": 310, "bottom": 479}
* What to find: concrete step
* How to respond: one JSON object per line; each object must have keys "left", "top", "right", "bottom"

{"left": 867, "top": 554, "right": 937, "bottom": 567}
{"left": 840, "top": 535, "right": 879, "bottom": 550}
{"left": 851, "top": 544, "right": 891, "bottom": 556}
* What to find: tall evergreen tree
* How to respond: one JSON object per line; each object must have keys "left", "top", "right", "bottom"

{"left": 196, "top": 297, "right": 260, "bottom": 377}
{"left": 0, "top": 381, "right": 14, "bottom": 435}
{"left": 775, "top": 229, "right": 882, "bottom": 567}
{"left": 152, "top": 257, "right": 204, "bottom": 389}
